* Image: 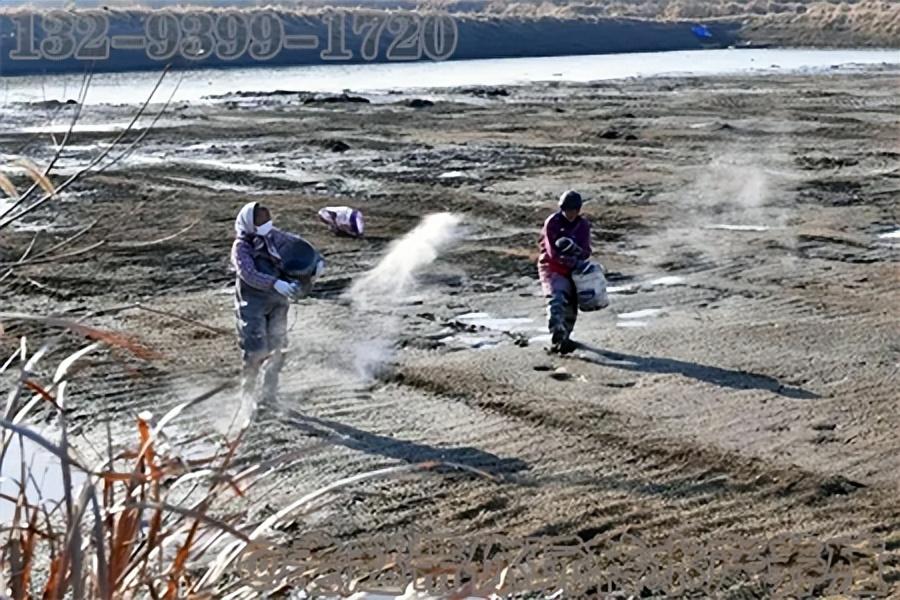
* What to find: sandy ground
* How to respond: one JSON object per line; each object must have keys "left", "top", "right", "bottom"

{"left": 1, "top": 67, "right": 899, "bottom": 595}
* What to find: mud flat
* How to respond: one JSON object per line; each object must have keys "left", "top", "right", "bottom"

{"left": 1, "top": 65, "right": 899, "bottom": 594}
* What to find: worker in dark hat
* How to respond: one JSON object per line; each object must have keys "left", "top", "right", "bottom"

{"left": 537, "top": 190, "right": 592, "bottom": 354}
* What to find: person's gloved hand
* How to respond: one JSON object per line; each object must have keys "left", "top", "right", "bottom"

{"left": 555, "top": 236, "right": 582, "bottom": 257}
{"left": 273, "top": 279, "right": 299, "bottom": 299}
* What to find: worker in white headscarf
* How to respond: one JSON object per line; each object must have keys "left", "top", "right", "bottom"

{"left": 231, "top": 201, "right": 315, "bottom": 404}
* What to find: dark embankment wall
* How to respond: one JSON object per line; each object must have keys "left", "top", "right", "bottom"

{"left": 0, "top": 9, "right": 740, "bottom": 77}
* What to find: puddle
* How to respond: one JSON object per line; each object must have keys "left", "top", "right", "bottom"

{"left": 453, "top": 312, "right": 539, "bottom": 333}
{"left": 607, "top": 284, "right": 635, "bottom": 294}
{"left": 126, "top": 154, "right": 286, "bottom": 175}
{"left": 647, "top": 276, "right": 686, "bottom": 286}
{"left": 170, "top": 177, "right": 259, "bottom": 193}
{"left": 442, "top": 312, "right": 543, "bottom": 351}
{"left": 529, "top": 333, "right": 552, "bottom": 345}
{"left": 437, "top": 170, "right": 471, "bottom": 179}
{"left": 616, "top": 306, "right": 666, "bottom": 329}
{"left": 0, "top": 432, "right": 87, "bottom": 522}
{"left": 618, "top": 308, "right": 666, "bottom": 320}
{"left": 703, "top": 224, "right": 771, "bottom": 232}
{"left": 877, "top": 229, "right": 899, "bottom": 240}
{"left": 445, "top": 335, "right": 501, "bottom": 350}
{"left": 16, "top": 122, "right": 155, "bottom": 135}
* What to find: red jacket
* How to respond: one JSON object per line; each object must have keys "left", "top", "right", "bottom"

{"left": 538, "top": 212, "right": 592, "bottom": 276}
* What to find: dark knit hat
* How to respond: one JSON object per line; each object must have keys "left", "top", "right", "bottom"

{"left": 558, "top": 190, "right": 583, "bottom": 211}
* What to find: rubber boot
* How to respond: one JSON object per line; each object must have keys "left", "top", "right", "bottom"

{"left": 238, "top": 361, "right": 261, "bottom": 426}
{"left": 260, "top": 350, "right": 284, "bottom": 406}
{"left": 558, "top": 337, "right": 578, "bottom": 355}
{"left": 241, "top": 361, "right": 259, "bottom": 395}
{"left": 549, "top": 325, "right": 568, "bottom": 354}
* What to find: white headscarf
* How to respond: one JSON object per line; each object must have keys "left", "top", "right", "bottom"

{"left": 234, "top": 201, "right": 258, "bottom": 238}
{"left": 234, "top": 201, "right": 281, "bottom": 259}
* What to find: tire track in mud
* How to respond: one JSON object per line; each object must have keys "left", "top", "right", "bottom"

{"left": 214, "top": 333, "right": 900, "bottom": 594}
{"left": 203, "top": 268, "right": 898, "bottom": 561}
{"left": 387, "top": 354, "right": 900, "bottom": 550}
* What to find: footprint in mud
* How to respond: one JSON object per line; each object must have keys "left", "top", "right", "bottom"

{"left": 549, "top": 367, "right": 573, "bottom": 381}
{"left": 443, "top": 312, "right": 544, "bottom": 351}
{"left": 532, "top": 365, "right": 575, "bottom": 381}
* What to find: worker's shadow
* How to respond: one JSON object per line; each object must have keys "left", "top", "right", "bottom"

{"left": 572, "top": 342, "right": 819, "bottom": 400}
{"left": 282, "top": 410, "right": 529, "bottom": 478}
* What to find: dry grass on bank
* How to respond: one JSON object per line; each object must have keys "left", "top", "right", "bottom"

{"left": 477, "top": 0, "right": 900, "bottom": 46}
{"left": 0, "top": 319, "right": 458, "bottom": 598}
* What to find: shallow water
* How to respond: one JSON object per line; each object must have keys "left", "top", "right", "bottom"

{"left": 704, "top": 224, "right": 772, "bottom": 232}
{"left": 0, "top": 432, "right": 87, "bottom": 522}
{"left": 453, "top": 312, "right": 538, "bottom": 333}
{"left": 618, "top": 308, "right": 666, "bottom": 320}
{"left": 1, "top": 48, "right": 897, "bottom": 106}
{"left": 646, "top": 276, "right": 686, "bottom": 287}
{"left": 616, "top": 320, "right": 649, "bottom": 328}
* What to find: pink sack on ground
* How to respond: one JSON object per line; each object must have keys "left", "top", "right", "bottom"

{"left": 318, "top": 206, "right": 364, "bottom": 237}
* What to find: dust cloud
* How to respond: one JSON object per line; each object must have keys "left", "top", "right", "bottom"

{"left": 346, "top": 212, "right": 463, "bottom": 380}
{"left": 638, "top": 150, "right": 793, "bottom": 267}
{"left": 349, "top": 213, "right": 463, "bottom": 304}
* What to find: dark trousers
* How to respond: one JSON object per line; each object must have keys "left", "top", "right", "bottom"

{"left": 235, "top": 281, "right": 288, "bottom": 403}
{"left": 539, "top": 266, "right": 578, "bottom": 340}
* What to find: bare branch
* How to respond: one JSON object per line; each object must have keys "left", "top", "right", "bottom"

{"left": 31, "top": 219, "right": 100, "bottom": 260}
{"left": 124, "top": 501, "right": 251, "bottom": 543}
{"left": 130, "top": 304, "right": 231, "bottom": 336}
{"left": 108, "top": 220, "right": 197, "bottom": 250}
{"left": 98, "top": 72, "right": 184, "bottom": 174}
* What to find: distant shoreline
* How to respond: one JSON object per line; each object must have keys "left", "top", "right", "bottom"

{"left": 4, "top": 49, "right": 896, "bottom": 109}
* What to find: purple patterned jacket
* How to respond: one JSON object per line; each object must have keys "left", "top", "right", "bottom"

{"left": 538, "top": 211, "right": 592, "bottom": 276}
{"left": 231, "top": 229, "right": 299, "bottom": 292}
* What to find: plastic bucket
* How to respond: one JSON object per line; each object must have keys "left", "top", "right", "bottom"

{"left": 279, "top": 237, "right": 324, "bottom": 280}
{"left": 572, "top": 262, "right": 609, "bottom": 312}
